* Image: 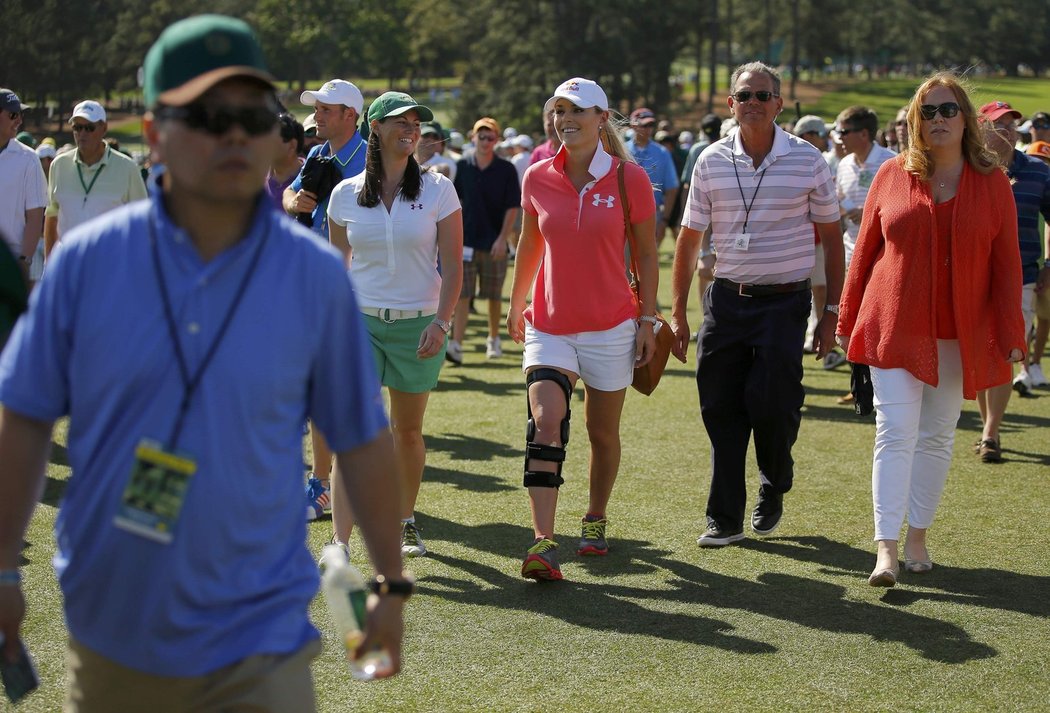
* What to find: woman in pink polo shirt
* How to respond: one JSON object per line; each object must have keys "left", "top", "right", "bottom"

{"left": 507, "top": 77, "right": 658, "bottom": 581}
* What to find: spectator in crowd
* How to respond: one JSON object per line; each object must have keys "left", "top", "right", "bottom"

{"left": 510, "top": 133, "right": 534, "bottom": 185}
{"left": 327, "top": 91, "right": 463, "bottom": 558}
{"left": 450, "top": 117, "right": 520, "bottom": 364}
{"left": 627, "top": 107, "right": 679, "bottom": 246}
{"left": 36, "top": 140, "right": 56, "bottom": 177}
{"left": 671, "top": 62, "right": 844, "bottom": 548}
{"left": 1029, "top": 111, "right": 1050, "bottom": 145}
{"left": 836, "top": 73, "right": 1024, "bottom": 586}
{"left": 301, "top": 112, "right": 322, "bottom": 153}
{"left": 416, "top": 121, "right": 456, "bottom": 180}
{"left": 0, "top": 15, "right": 409, "bottom": 708}
{"left": 265, "top": 113, "right": 305, "bottom": 211}
{"left": 973, "top": 100, "right": 1050, "bottom": 462}
{"left": 794, "top": 115, "right": 833, "bottom": 354}
{"left": 894, "top": 106, "right": 910, "bottom": 152}
{"left": 0, "top": 89, "right": 47, "bottom": 286}
{"left": 529, "top": 109, "right": 561, "bottom": 165}
{"left": 508, "top": 77, "right": 657, "bottom": 580}
{"left": 1024, "top": 140, "right": 1050, "bottom": 388}
{"left": 284, "top": 79, "right": 368, "bottom": 518}
{"left": 43, "top": 100, "right": 148, "bottom": 258}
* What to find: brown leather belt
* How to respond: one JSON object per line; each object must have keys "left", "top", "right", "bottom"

{"left": 715, "top": 277, "right": 811, "bottom": 298}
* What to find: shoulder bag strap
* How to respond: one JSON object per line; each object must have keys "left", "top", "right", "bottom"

{"left": 617, "top": 160, "right": 642, "bottom": 295}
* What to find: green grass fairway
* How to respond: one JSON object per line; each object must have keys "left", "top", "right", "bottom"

{"left": 15, "top": 247, "right": 1050, "bottom": 711}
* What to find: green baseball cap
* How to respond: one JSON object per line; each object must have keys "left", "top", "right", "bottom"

{"left": 143, "top": 14, "right": 275, "bottom": 108}
{"left": 15, "top": 131, "right": 36, "bottom": 148}
{"left": 366, "top": 92, "right": 434, "bottom": 124}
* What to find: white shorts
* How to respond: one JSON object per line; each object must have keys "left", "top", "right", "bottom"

{"left": 1022, "top": 283, "right": 1035, "bottom": 338}
{"left": 522, "top": 318, "right": 637, "bottom": 392}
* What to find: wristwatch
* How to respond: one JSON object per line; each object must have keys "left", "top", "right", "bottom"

{"left": 370, "top": 574, "right": 415, "bottom": 598}
{"left": 432, "top": 318, "right": 451, "bottom": 334}
{"left": 638, "top": 315, "right": 659, "bottom": 326}
{"left": 824, "top": 304, "right": 840, "bottom": 315}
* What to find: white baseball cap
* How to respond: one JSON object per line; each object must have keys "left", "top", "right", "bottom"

{"left": 503, "top": 127, "right": 518, "bottom": 139}
{"left": 36, "top": 144, "right": 57, "bottom": 159}
{"left": 544, "top": 77, "right": 609, "bottom": 114}
{"left": 513, "top": 134, "right": 533, "bottom": 150}
{"left": 302, "top": 112, "right": 317, "bottom": 132}
{"left": 300, "top": 79, "right": 363, "bottom": 114}
{"left": 70, "top": 100, "right": 106, "bottom": 124}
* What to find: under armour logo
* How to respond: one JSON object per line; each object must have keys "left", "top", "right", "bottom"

{"left": 410, "top": 203, "right": 423, "bottom": 210}
{"left": 592, "top": 194, "right": 615, "bottom": 208}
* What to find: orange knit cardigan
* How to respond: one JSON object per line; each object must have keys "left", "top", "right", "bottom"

{"left": 836, "top": 158, "right": 1026, "bottom": 399}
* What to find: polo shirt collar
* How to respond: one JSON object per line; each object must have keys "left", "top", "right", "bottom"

{"left": 149, "top": 182, "right": 273, "bottom": 262}
{"left": 75, "top": 144, "right": 110, "bottom": 167}
{"left": 553, "top": 142, "right": 613, "bottom": 182}
{"left": 731, "top": 123, "right": 791, "bottom": 163}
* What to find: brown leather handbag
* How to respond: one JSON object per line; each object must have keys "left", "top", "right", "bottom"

{"left": 617, "top": 161, "right": 673, "bottom": 395}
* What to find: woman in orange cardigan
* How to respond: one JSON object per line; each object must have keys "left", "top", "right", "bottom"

{"left": 836, "top": 72, "right": 1025, "bottom": 587}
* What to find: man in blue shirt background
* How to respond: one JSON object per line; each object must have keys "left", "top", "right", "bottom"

{"left": 0, "top": 15, "right": 408, "bottom": 711}
{"left": 627, "top": 107, "right": 679, "bottom": 248}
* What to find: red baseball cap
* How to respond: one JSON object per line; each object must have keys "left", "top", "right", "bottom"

{"left": 979, "top": 101, "right": 1022, "bottom": 123}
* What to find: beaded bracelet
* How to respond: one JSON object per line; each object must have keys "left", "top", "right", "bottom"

{"left": 0, "top": 570, "right": 22, "bottom": 586}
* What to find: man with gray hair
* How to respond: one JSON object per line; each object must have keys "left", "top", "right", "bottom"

{"left": 671, "top": 62, "right": 844, "bottom": 547}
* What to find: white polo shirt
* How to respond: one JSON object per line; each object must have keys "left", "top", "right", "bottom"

{"left": 682, "top": 124, "right": 839, "bottom": 284}
{"left": 836, "top": 143, "right": 895, "bottom": 263}
{"left": 0, "top": 139, "right": 48, "bottom": 253}
{"left": 46, "top": 146, "right": 148, "bottom": 237}
{"left": 421, "top": 153, "right": 457, "bottom": 181}
{"left": 328, "top": 170, "right": 460, "bottom": 311}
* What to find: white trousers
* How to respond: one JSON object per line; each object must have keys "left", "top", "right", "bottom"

{"left": 870, "top": 340, "right": 964, "bottom": 541}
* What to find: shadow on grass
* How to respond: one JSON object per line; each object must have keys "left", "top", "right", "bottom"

{"left": 427, "top": 433, "right": 518, "bottom": 462}
{"left": 744, "top": 535, "right": 1049, "bottom": 619}
{"left": 40, "top": 475, "right": 67, "bottom": 507}
{"left": 438, "top": 373, "right": 524, "bottom": 397}
{"left": 49, "top": 439, "right": 69, "bottom": 467}
{"left": 423, "top": 550, "right": 777, "bottom": 655}
{"left": 417, "top": 517, "right": 997, "bottom": 663}
{"left": 424, "top": 466, "right": 515, "bottom": 494}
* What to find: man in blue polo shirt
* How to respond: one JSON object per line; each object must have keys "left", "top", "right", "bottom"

{"left": 0, "top": 16, "right": 409, "bottom": 711}
{"left": 627, "top": 107, "right": 679, "bottom": 247}
{"left": 283, "top": 78, "right": 368, "bottom": 514}
{"left": 974, "top": 100, "right": 1050, "bottom": 463}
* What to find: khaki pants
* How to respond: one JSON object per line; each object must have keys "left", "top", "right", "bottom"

{"left": 65, "top": 637, "right": 321, "bottom": 713}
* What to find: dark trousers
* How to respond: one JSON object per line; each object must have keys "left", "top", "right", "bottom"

{"left": 696, "top": 281, "right": 810, "bottom": 530}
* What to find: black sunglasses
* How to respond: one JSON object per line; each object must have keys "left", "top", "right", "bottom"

{"left": 919, "top": 102, "right": 960, "bottom": 121}
{"left": 72, "top": 123, "right": 97, "bottom": 133}
{"left": 836, "top": 127, "right": 862, "bottom": 136}
{"left": 156, "top": 104, "right": 278, "bottom": 137}
{"left": 732, "top": 90, "right": 778, "bottom": 103}
{"left": 1033, "top": 121, "right": 1050, "bottom": 130}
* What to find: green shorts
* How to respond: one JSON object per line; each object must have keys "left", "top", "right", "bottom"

{"left": 363, "top": 313, "right": 446, "bottom": 393}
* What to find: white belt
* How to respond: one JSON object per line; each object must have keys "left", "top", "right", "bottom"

{"left": 360, "top": 307, "right": 428, "bottom": 323}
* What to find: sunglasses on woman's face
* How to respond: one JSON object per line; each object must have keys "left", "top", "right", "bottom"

{"left": 919, "top": 102, "right": 960, "bottom": 121}
{"left": 732, "top": 90, "right": 778, "bottom": 103}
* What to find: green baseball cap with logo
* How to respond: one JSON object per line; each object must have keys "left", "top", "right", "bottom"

{"left": 143, "top": 14, "right": 276, "bottom": 108}
{"left": 366, "top": 92, "right": 434, "bottom": 124}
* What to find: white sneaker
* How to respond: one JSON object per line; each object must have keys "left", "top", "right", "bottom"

{"left": 445, "top": 339, "right": 463, "bottom": 365}
{"left": 318, "top": 541, "right": 349, "bottom": 573}
{"left": 1027, "top": 363, "right": 1048, "bottom": 387}
{"left": 485, "top": 336, "right": 502, "bottom": 359}
{"left": 1012, "top": 370, "right": 1032, "bottom": 396}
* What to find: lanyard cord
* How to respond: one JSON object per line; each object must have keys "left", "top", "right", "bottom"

{"left": 149, "top": 216, "right": 269, "bottom": 450}
{"left": 731, "top": 157, "right": 768, "bottom": 233}
{"left": 76, "top": 161, "right": 106, "bottom": 202}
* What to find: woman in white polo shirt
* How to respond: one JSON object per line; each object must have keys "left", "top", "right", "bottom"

{"left": 507, "top": 77, "right": 658, "bottom": 581}
{"left": 328, "top": 91, "right": 463, "bottom": 558}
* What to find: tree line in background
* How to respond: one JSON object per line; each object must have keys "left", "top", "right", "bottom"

{"left": 3, "top": 0, "right": 1048, "bottom": 133}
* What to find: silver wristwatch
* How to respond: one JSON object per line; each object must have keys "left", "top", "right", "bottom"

{"left": 432, "top": 318, "right": 451, "bottom": 334}
{"left": 824, "top": 304, "right": 840, "bottom": 315}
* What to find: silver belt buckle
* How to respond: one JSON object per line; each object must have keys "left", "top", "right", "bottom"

{"left": 738, "top": 282, "right": 751, "bottom": 297}
{"left": 381, "top": 308, "right": 396, "bottom": 323}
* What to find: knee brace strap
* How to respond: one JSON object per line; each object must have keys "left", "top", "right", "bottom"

{"left": 523, "top": 442, "right": 566, "bottom": 488}
{"left": 525, "top": 368, "right": 572, "bottom": 445}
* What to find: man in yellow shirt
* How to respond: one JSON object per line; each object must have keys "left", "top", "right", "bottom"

{"left": 44, "top": 101, "right": 147, "bottom": 257}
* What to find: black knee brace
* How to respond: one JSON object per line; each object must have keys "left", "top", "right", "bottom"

{"left": 523, "top": 368, "right": 572, "bottom": 488}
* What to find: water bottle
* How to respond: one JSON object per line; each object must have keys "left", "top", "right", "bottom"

{"left": 319, "top": 544, "right": 393, "bottom": 680}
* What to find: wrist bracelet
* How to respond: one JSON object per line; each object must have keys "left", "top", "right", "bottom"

{"left": 699, "top": 248, "right": 714, "bottom": 259}
{"left": 370, "top": 574, "right": 415, "bottom": 598}
{"left": 638, "top": 315, "right": 659, "bottom": 326}
{"left": 0, "top": 570, "right": 22, "bottom": 586}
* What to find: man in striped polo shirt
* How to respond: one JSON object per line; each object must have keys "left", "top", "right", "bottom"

{"left": 670, "top": 61, "right": 844, "bottom": 547}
